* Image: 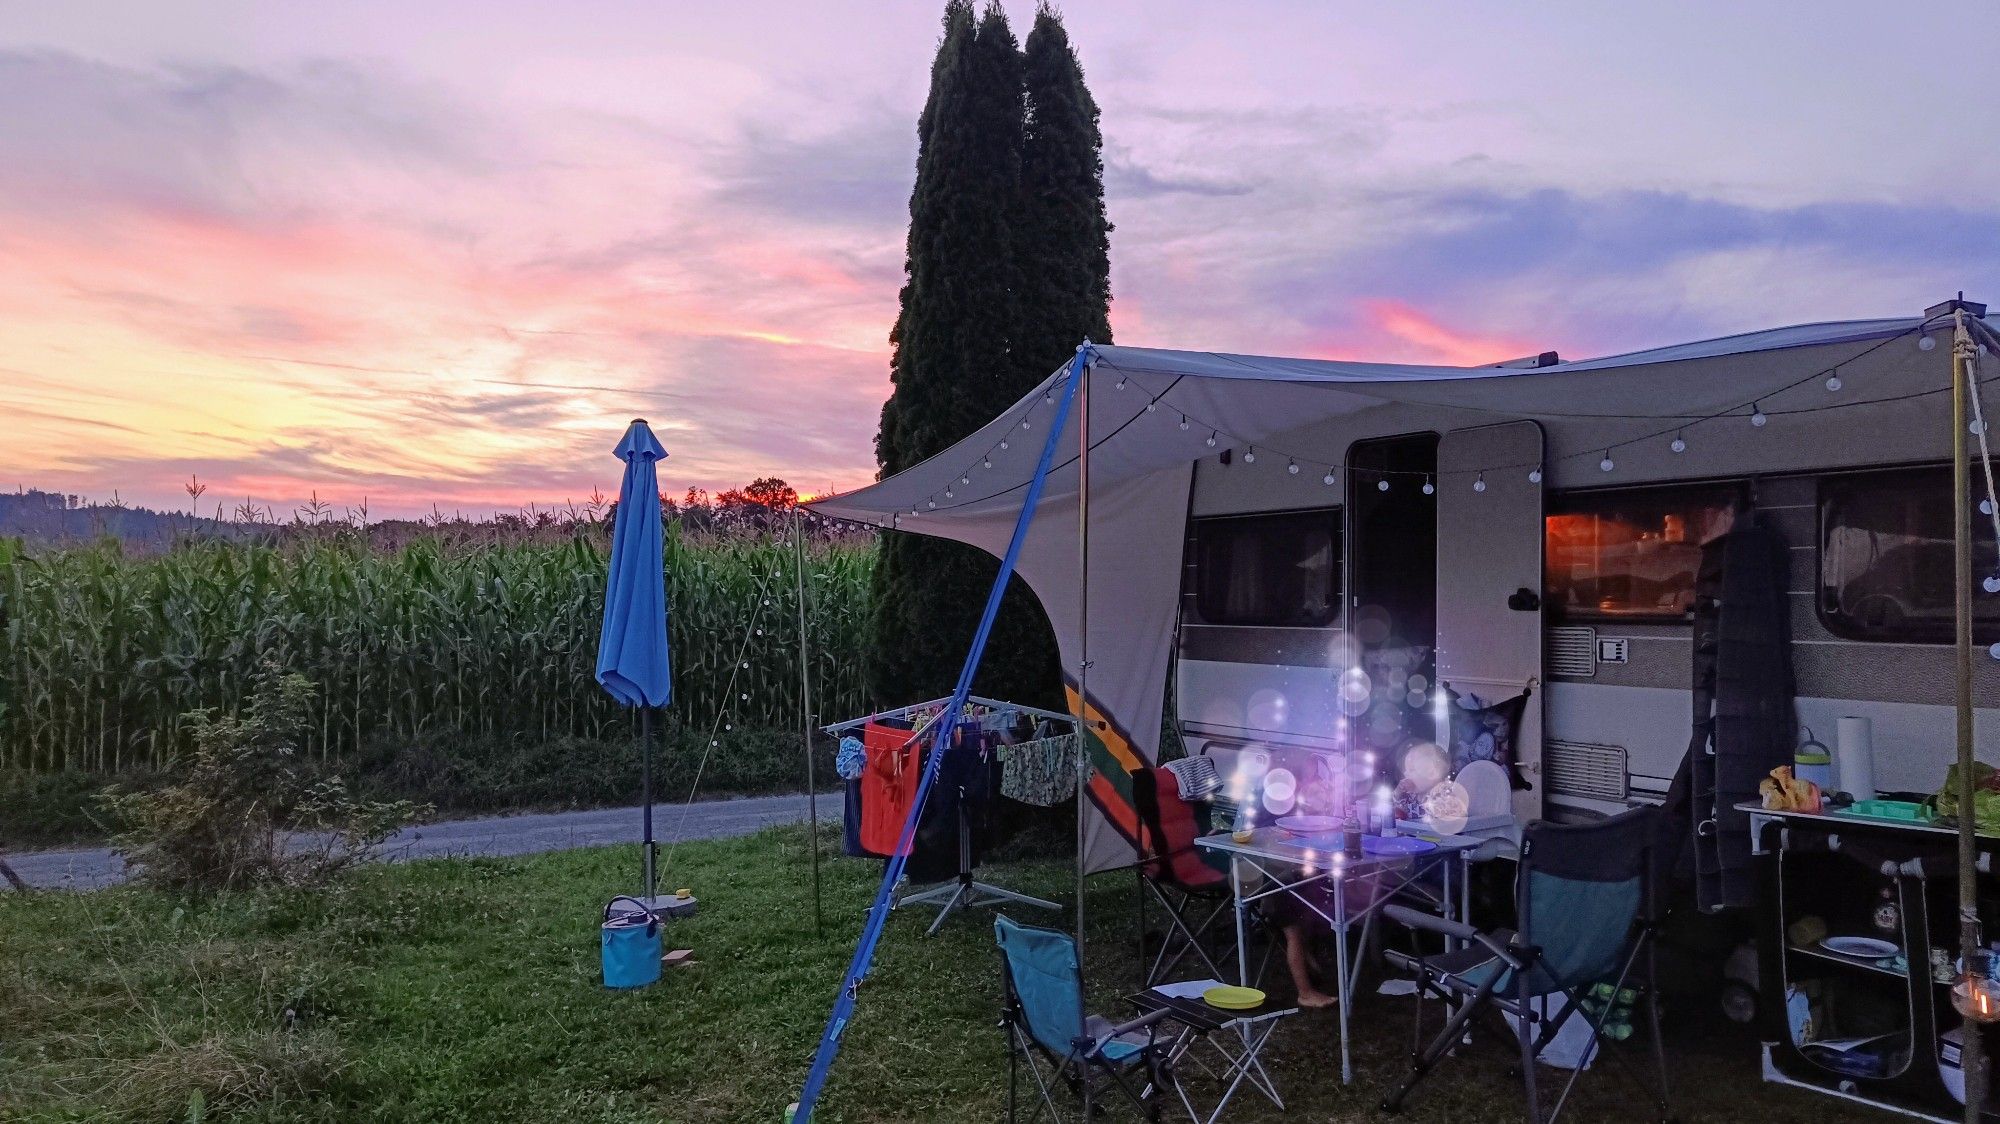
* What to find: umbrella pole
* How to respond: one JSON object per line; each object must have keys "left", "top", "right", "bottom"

{"left": 642, "top": 706, "right": 657, "bottom": 909}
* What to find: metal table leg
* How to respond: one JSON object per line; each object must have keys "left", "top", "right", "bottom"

{"left": 1335, "top": 871, "right": 1352, "bottom": 1084}
{"left": 1231, "top": 855, "right": 1249, "bottom": 987}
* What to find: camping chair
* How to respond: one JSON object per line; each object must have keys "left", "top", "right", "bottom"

{"left": 1131, "top": 766, "right": 1238, "bottom": 986}
{"left": 1379, "top": 806, "right": 1672, "bottom": 1124}
{"left": 996, "top": 914, "right": 1175, "bottom": 1123}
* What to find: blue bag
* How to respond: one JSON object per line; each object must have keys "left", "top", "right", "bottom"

{"left": 600, "top": 896, "right": 662, "bottom": 989}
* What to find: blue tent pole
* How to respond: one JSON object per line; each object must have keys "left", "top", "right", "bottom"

{"left": 792, "top": 343, "right": 1091, "bottom": 1123}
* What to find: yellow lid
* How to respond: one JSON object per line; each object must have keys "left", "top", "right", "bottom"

{"left": 1202, "top": 985, "right": 1266, "bottom": 1010}
{"left": 675, "top": 888, "right": 692, "bottom": 899}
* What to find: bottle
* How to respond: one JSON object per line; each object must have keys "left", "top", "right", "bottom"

{"left": 1344, "top": 809, "right": 1364, "bottom": 860}
{"left": 1231, "top": 803, "right": 1255, "bottom": 844}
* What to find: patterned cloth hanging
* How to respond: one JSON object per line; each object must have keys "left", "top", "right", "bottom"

{"left": 999, "top": 734, "right": 1078, "bottom": 807}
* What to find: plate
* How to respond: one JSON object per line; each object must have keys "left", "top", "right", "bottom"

{"left": 1363, "top": 835, "right": 1438, "bottom": 856}
{"left": 1820, "top": 936, "right": 1899, "bottom": 959}
{"left": 1455, "top": 760, "right": 1512, "bottom": 818}
{"left": 1202, "top": 985, "right": 1266, "bottom": 1010}
{"left": 1274, "top": 815, "right": 1342, "bottom": 836}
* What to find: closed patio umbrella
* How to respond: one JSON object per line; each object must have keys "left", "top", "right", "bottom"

{"left": 596, "top": 419, "right": 672, "bottom": 911}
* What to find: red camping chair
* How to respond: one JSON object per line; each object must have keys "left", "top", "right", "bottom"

{"left": 1131, "top": 765, "right": 1240, "bottom": 987}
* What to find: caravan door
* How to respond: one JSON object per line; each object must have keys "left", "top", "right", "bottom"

{"left": 1436, "top": 422, "right": 1545, "bottom": 821}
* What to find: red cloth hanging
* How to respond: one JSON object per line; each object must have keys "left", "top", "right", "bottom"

{"left": 858, "top": 721, "right": 924, "bottom": 856}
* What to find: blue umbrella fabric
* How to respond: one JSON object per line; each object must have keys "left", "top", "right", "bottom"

{"left": 596, "top": 419, "right": 671, "bottom": 909}
{"left": 596, "top": 419, "right": 672, "bottom": 709}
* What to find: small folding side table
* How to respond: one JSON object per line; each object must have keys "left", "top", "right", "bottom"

{"left": 1125, "top": 980, "right": 1297, "bottom": 1124}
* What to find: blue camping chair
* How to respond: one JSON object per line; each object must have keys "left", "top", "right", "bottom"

{"left": 995, "top": 914, "right": 1173, "bottom": 1123}
{"left": 1379, "top": 807, "right": 1673, "bottom": 1124}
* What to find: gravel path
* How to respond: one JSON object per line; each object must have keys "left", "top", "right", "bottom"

{"left": 1, "top": 792, "right": 839, "bottom": 891}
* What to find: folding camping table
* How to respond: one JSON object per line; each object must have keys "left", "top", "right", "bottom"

{"left": 1126, "top": 979, "right": 1298, "bottom": 1124}
{"left": 1194, "top": 826, "right": 1486, "bottom": 1084}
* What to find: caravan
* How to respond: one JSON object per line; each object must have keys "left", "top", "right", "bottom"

{"left": 812, "top": 298, "right": 2000, "bottom": 875}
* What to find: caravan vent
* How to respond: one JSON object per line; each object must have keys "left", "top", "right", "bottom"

{"left": 1547, "top": 627, "right": 1597, "bottom": 677}
{"left": 1545, "top": 740, "right": 1628, "bottom": 802}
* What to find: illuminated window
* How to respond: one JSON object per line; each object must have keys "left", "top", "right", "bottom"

{"left": 1193, "top": 509, "right": 1341, "bottom": 627}
{"left": 1545, "top": 485, "right": 1741, "bottom": 622}
{"left": 1819, "top": 467, "right": 2000, "bottom": 643}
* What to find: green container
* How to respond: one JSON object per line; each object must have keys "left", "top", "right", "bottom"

{"left": 1836, "top": 799, "right": 1932, "bottom": 824}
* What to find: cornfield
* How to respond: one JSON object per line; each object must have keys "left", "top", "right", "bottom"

{"left": 0, "top": 526, "right": 874, "bottom": 774}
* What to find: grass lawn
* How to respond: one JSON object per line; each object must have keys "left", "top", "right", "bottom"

{"left": 0, "top": 825, "right": 1890, "bottom": 1123}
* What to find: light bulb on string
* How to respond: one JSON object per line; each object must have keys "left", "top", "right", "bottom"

{"left": 1986, "top": 574, "right": 2000, "bottom": 595}
{"left": 1473, "top": 472, "right": 1486, "bottom": 493}
{"left": 960, "top": 475, "right": 970, "bottom": 485}
{"left": 1422, "top": 475, "right": 1435, "bottom": 495}
{"left": 1044, "top": 389, "right": 1053, "bottom": 404}
{"left": 1115, "top": 376, "right": 1127, "bottom": 391}
{"left": 1020, "top": 418, "right": 1031, "bottom": 430}
{"left": 1206, "top": 432, "right": 1218, "bottom": 448}
{"left": 1179, "top": 414, "right": 1189, "bottom": 431}
{"left": 944, "top": 488, "right": 953, "bottom": 499}
{"left": 1826, "top": 371, "right": 1842, "bottom": 392}
{"left": 1322, "top": 471, "right": 1337, "bottom": 486}
{"left": 999, "top": 439, "right": 1010, "bottom": 451}
{"left": 1242, "top": 448, "right": 1256, "bottom": 464}
{"left": 1600, "top": 451, "right": 1616, "bottom": 473}
{"left": 1377, "top": 478, "right": 1390, "bottom": 492}
{"left": 1919, "top": 334, "right": 1938, "bottom": 352}
{"left": 1750, "top": 404, "right": 1768, "bottom": 427}
{"left": 1145, "top": 400, "right": 1157, "bottom": 412}
{"left": 926, "top": 499, "right": 936, "bottom": 509}
{"left": 1528, "top": 467, "right": 1542, "bottom": 484}
{"left": 1974, "top": 420, "right": 1989, "bottom": 435}
{"left": 1671, "top": 432, "right": 1687, "bottom": 454}
{"left": 1288, "top": 459, "right": 1300, "bottom": 475}
{"left": 982, "top": 456, "right": 993, "bottom": 469}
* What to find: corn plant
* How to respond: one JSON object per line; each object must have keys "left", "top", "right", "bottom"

{"left": 0, "top": 526, "right": 873, "bottom": 773}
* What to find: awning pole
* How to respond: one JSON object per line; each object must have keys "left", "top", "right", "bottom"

{"left": 1953, "top": 307, "right": 1985, "bottom": 1123}
{"left": 1073, "top": 341, "right": 1094, "bottom": 1123}
{"left": 795, "top": 509, "right": 823, "bottom": 936}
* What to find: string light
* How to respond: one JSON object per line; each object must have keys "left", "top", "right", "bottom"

{"left": 1750, "top": 403, "right": 1768, "bottom": 427}
{"left": 1826, "top": 371, "right": 1842, "bottom": 392}
{"left": 1243, "top": 447, "right": 1256, "bottom": 464}
{"left": 1206, "top": 432, "right": 1218, "bottom": 448}
{"left": 1288, "top": 459, "right": 1300, "bottom": 475}
{"left": 1472, "top": 472, "right": 1486, "bottom": 493}
{"left": 1600, "top": 451, "right": 1616, "bottom": 472}
{"left": 1020, "top": 419, "right": 1031, "bottom": 430}
{"left": 1115, "top": 376, "right": 1127, "bottom": 390}
{"left": 1145, "top": 400, "right": 1157, "bottom": 412}
{"left": 926, "top": 499, "right": 935, "bottom": 509}
{"left": 1671, "top": 432, "right": 1687, "bottom": 454}
{"left": 1528, "top": 467, "right": 1542, "bottom": 483}
{"left": 943, "top": 488, "right": 953, "bottom": 498}
{"left": 1322, "top": 470, "right": 1337, "bottom": 486}
{"left": 1377, "top": 479, "right": 1389, "bottom": 492}
{"left": 1179, "top": 414, "right": 1189, "bottom": 431}
{"left": 961, "top": 475, "right": 970, "bottom": 485}
{"left": 1920, "top": 335, "right": 1938, "bottom": 352}
{"left": 1422, "top": 475, "right": 1435, "bottom": 495}
{"left": 999, "top": 439, "right": 1010, "bottom": 450}
{"left": 1985, "top": 574, "right": 2000, "bottom": 595}
{"left": 982, "top": 456, "right": 993, "bottom": 469}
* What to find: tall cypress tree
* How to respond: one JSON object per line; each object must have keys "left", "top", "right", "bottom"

{"left": 867, "top": 2, "right": 1063, "bottom": 708}
{"left": 1018, "top": 2, "right": 1113, "bottom": 380}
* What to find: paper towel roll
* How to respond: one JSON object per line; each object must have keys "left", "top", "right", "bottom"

{"left": 1836, "top": 716, "right": 1876, "bottom": 800}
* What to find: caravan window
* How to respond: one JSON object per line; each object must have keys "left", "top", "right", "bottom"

{"left": 1819, "top": 467, "right": 2000, "bottom": 643}
{"left": 1193, "top": 509, "right": 1341, "bottom": 627}
{"left": 1545, "top": 486, "right": 1740, "bottom": 622}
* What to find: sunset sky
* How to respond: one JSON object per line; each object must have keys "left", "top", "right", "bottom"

{"left": 4, "top": 1, "right": 1997, "bottom": 517}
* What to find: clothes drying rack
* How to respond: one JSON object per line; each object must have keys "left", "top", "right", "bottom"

{"left": 827, "top": 695, "right": 1074, "bottom": 934}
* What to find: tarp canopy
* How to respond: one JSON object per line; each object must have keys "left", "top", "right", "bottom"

{"left": 810, "top": 310, "right": 1978, "bottom": 871}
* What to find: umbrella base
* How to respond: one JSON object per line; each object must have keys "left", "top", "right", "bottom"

{"left": 635, "top": 893, "right": 698, "bottom": 920}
